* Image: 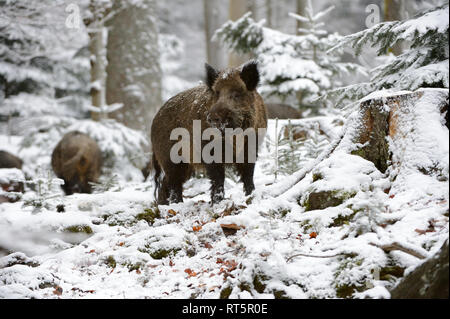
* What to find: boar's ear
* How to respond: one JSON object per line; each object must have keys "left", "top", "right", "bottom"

{"left": 240, "top": 61, "right": 260, "bottom": 91}
{"left": 205, "top": 63, "right": 218, "bottom": 90}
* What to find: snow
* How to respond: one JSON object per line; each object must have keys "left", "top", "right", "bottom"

{"left": 0, "top": 88, "right": 448, "bottom": 299}
{"left": 0, "top": 0, "right": 448, "bottom": 300}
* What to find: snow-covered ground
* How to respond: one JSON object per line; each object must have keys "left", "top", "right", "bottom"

{"left": 0, "top": 89, "right": 448, "bottom": 299}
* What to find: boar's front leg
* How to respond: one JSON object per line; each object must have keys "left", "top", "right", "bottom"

{"left": 205, "top": 163, "right": 225, "bottom": 204}
{"left": 236, "top": 163, "right": 255, "bottom": 196}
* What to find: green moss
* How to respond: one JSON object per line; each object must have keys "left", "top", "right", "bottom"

{"left": 136, "top": 207, "right": 161, "bottom": 225}
{"left": 220, "top": 286, "right": 232, "bottom": 299}
{"left": 334, "top": 255, "right": 366, "bottom": 298}
{"left": 380, "top": 266, "right": 405, "bottom": 281}
{"left": 119, "top": 262, "right": 144, "bottom": 272}
{"left": 105, "top": 256, "right": 116, "bottom": 268}
{"left": 312, "top": 173, "right": 323, "bottom": 182}
{"left": 253, "top": 274, "right": 268, "bottom": 294}
{"left": 142, "top": 248, "right": 180, "bottom": 260}
{"left": 300, "top": 220, "right": 313, "bottom": 232}
{"left": 350, "top": 148, "right": 366, "bottom": 158}
{"left": 273, "top": 290, "right": 290, "bottom": 299}
{"left": 304, "top": 190, "right": 356, "bottom": 211}
{"left": 64, "top": 225, "right": 93, "bottom": 234}
{"left": 238, "top": 282, "right": 252, "bottom": 293}
{"left": 335, "top": 284, "right": 365, "bottom": 299}
{"left": 278, "top": 208, "right": 290, "bottom": 217}
{"left": 331, "top": 212, "right": 357, "bottom": 227}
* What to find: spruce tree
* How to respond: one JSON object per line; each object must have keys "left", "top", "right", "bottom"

{"left": 326, "top": 3, "right": 449, "bottom": 106}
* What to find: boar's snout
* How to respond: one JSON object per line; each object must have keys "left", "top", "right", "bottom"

{"left": 207, "top": 104, "right": 240, "bottom": 131}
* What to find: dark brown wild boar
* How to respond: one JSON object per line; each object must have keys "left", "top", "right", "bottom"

{"left": 266, "top": 103, "right": 302, "bottom": 119}
{"left": 0, "top": 150, "right": 23, "bottom": 169}
{"left": 51, "top": 131, "right": 102, "bottom": 195}
{"left": 151, "top": 61, "right": 267, "bottom": 205}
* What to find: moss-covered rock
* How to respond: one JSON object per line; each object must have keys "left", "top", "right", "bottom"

{"left": 304, "top": 190, "right": 356, "bottom": 211}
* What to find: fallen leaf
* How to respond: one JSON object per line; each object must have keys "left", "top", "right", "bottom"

{"left": 220, "top": 223, "right": 245, "bottom": 236}
{"left": 53, "top": 286, "right": 63, "bottom": 296}
{"left": 309, "top": 232, "right": 317, "bottom": 239}
{"left": 204, "top": 242, "right": 213, "bottom": 249}
{"left": 168, "top": 209, "right": 177, "bottom": 216}
{"left": 193, "top": 225, "right": 202, "bottom": 232}
{"left": 415, "top": 228, "right": 427, "bottom": 235}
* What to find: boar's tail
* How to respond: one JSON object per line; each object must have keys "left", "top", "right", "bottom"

{"left": 62, "top": 147, "right": 85, "bottom": 173}
{"left": 152, "top": 153, "right": 162, "bottom": 199}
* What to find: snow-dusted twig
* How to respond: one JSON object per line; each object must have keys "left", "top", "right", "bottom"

{"left": 369, "top": 242, "right": 427, "bottom": 260}
{"left": 286, "top": 251, "right": 346, "bottom": 262}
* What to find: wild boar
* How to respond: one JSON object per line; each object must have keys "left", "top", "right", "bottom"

{"left": 51, "top": 131, "right": 102, "bottom": 195}
{"left": 265, "top": 103, "right": 302, "bottom": 119}
{"left": 151, "top": 61, "right": 267, "bottom": 205}
{"left": 0, "top": 150, "right": 23, "bottom": 169}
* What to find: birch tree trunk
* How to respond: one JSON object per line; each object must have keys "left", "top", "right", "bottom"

{"left": 86, "top": 2, "right": 111, "bottom": 121}
{"left": 105, "top": 0, "right": 162, "bottom": 133}
{"left": 88, "top": 26, "right": 107, "bottom": 121}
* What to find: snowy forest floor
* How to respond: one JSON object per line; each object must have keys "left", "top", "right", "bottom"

{"left": 0, "top": 100, "right": 448, "bottom": 299}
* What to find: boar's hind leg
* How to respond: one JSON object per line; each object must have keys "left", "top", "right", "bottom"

{"left": 236, "top": 163, "right": 255, "bottom": 196}
{"left": 158, "top": 164, "right": 188, "bottom": 205}
{"left": 205, "top": 164, "right": 225, "bottom": 204}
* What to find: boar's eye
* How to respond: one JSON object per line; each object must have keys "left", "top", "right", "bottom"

{"left": 230, "top": 90, "right": 242, "bottom": 100}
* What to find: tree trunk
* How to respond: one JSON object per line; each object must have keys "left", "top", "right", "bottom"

{"left": 265, "top": 0, "right": 272, "bottom": 28}
{"left": 384, "top": 0, "right": 406, "bottom": 55}
{"left": 105, "top": 0, "right": 162, "bottom": 133}
{"left": 296, "top": 0, "right": 309, "bottom": 35}
{"left": 268, "top": 88, "right": 449, "bottom": 198}
{"left": 203, "top": 0, "right": 226, "bottom": 68}
{"left": 228, "top": 0, "right": 251, "bottom": 67}
{"left": 88, "top": 25, "right": 107, "bottom": 121}
{"left": 390, "top": 239, "right": 449, "bottom": 299}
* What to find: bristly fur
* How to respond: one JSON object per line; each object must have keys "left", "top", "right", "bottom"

{"left": 150, "top": 62, "right": 267, "bottom": 205}
{"left": 240, "top": 60, "right": 260, "bottom": 91}
{"left": 205, "top": 63, "right": 219, "bottom": 89}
